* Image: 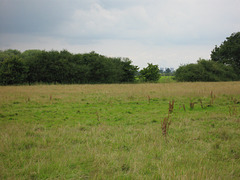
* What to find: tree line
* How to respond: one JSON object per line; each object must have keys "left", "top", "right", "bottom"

{"left": 0, "top": 49, "right": 166, "bottom": 85}
{"left": 0, "top": 32, "right": 239, "bottom": 85}
{"left": 0, "top": 50, "right": 139, "bottom": 85}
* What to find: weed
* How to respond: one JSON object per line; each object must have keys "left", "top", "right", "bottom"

{"left": 147, "top": 95, "right": 151, "bottom": 104}
{"left": 161, "top": 113, "right": 171, "bottom": 137}
{"left": 183, "top": 104, "right": 186, "bottom": 112}
{"left": 190, "top": 102, "right": 195, "bottom": 109}
{"left": 210, "top": 91, "right": 216, "bottom": 106}
{"left": 168, "top": 99, "right": 175, "bottom": 113}
{"left": 199, "top": 99, "right": 204, "bottom": 109}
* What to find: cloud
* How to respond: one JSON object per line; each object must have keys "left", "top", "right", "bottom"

{"left": 0, "top": 0, "right": 95, "bottom": 34}
{"left": 0, "top": 0, "right": 240, "bottom": 68}
{"left": 59, "top": 3, "right": 151, "bottom": 41}
{"left": 57, "top": 0, "right": 240, "bottom": 45}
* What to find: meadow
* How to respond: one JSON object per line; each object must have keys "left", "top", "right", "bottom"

{"left": 0, "top": 82, "right": 240, "bottom": 179}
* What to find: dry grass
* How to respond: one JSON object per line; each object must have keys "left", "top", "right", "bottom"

{"left": 1, "top": 82, "right": 240, "bottom": 104}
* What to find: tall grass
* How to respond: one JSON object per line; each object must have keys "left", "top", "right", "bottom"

{"left": 0, "top": 82, "right": 240, "bottom": 179}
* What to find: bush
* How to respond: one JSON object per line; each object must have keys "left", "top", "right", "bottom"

{"left": 175, "top": 59, "right": 238, "bottom": 82}
{"left": 139, "top": 63, "right": 160, "bottom": 82}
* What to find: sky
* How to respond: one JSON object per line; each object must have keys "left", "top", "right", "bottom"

{"left": 0, "top": 0, "right": 239, "bottom": 69}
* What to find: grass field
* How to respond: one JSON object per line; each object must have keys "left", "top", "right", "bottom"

{"left": 0, "top": 82, "right": 240, "bottom": 179}
{"left": 158, "top": 76, "right": 176, "bottom": 83}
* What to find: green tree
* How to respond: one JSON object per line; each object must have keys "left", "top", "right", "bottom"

{"left": 71, "top": 53, "right": 90, "bottom": 83}
{"left": 21, "top": 49, "right": 42, "bottom": 84}
{"left": 165, "top": 68, "right": 171, "bottom": 74}
{"left": 0, "top": 49, "right": 21, "bottom": 62}
{"left": 211, "top": 32, "right": 240, "bottom": 74}
{"left": 86, "top": 52, "right": 123, "bottom": 83}
{"left": 164, "top": 68, "right": 173, "bottom": 76}
{"left": 0, "top": 49, "right": 140, "bottom": 84}
{"left": 175, "top": 59, "right": 238, "bottom": 82}
{"left": 0, "top": 56, "right": 27, "bottom": 85}
{"left": 140, "top": 63, "right": 160, "bottom": 82}
{"left": 120, "top": 58, "right": 139, "bottom": 82}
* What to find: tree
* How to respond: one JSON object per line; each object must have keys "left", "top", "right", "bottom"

{"left": 120, "top": 58, "right": 139, "bottom": 82}
{"left": 211, "top": 32, "right": 240, "bottom": 74}
{"left": 175, "top": 59, "right": 238, "bottom": 82}
{"left": 0, "top": 49, "right": 21, "bottom": 62}
{"left": 140, "top": 63, "right": 160, "bottom": 82}
{"left": 165, "top": 68, "right": 171, "bottom": 74}
{"left": 21, "top": 49, "right": 43, "bottom": 84}
{"left": 0, "top": 49, "right": 140, "bottom": 84}
{"left": 0, "top": 56, "right": 27, "bottom": 85}
{"left": 164, "top": 68, "right": 173, "bottom": 76}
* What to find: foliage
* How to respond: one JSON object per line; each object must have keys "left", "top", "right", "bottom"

{"left": 120, "top": 58, "right": 139, "bottom": 82}
{"left": 211, "top": 32, "right": 240, "bottom": 73}
{"left": 175, "top": 59, "right": 238, "bottom": 82}
{"left": 0, "top": 55, "right": 27, "bottom": 85}
{"left": 139, "top": 63, "right": 160, "bottom": 82}
{"left": 0, "top": 49, "right": 21, "bottom": 63}
{"left": 0, "top": 49, "right": 139, "bottom": 85}
{"left": 165, "top": 68, "right": 171, "bottom": 74}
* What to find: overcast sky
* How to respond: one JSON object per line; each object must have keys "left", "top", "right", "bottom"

{"left": 0, "top": 0, "right": 239, "bottom": 69}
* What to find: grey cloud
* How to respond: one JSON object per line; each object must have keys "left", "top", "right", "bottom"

{"left": 99, "top": 0, "right": 147, "bottom": 9}
{"left": 0, "top": 0, "right": 240, "bottom": 68}
{"left": 1, "top": 0, "right": 239, "bottom": 44}
{"left": 0, "top": 0, "right": 94, "bottom": 34}
{"left": 59, "top": 0, "right": 240, "bottom": 46}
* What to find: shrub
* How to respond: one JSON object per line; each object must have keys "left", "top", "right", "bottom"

{"left": 175, "top": 59, "right": 238, "bottom": 82}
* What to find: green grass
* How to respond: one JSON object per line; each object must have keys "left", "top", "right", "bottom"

{"left": 158, "top": 76, "right": 176, "bottom": 83}
{"left": 0, "top": 82, "right": 240, "bottom": 179}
